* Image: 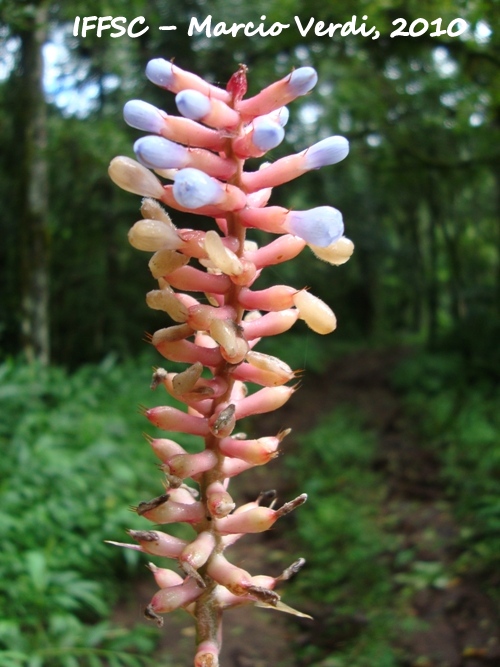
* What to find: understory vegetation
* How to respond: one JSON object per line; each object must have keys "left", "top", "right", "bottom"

{"left": 2, "top": 346, "right": 499, "bottom": 666}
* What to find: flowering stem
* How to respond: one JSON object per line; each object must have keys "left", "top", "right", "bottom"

{"left": 108, "top": 58, "right": 354, "bottom": 667}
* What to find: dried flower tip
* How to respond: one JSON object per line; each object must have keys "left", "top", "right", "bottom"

{"left": 134, "top": 135, "right": 189, "bottom": 170}
{"left": 136, "top": 495, "right": 205, "bottom": 525}
{"left": 146, "top": 288, "right": 189, "bottom": 322}
{"left": 293, "top": 290, "right": 337, "bottom": 334}
{"left": 123, "top": 99, "right": 165, "bottom": 134}
{"left": 229, "top": 258, "right": 258, "bottom": 287}
{"left": 108, "top": 156, "right": 165, "bottom": 198}
{"left": 276, "top": 493, "right": 308, "bottom": 517}
{"left": 150, "top": 367, "right": 168, "bottom": 390}
{"left": 309, "top": 236, "right": 355, "bottom": 265}
{"left": 302, "top": 136, "right": 350, "bottom": 170}
{"left": 210, "top": 318, "right": 248, "bottom": 363}
{"left": 129, "top": 219, "right": 181, "bottom": 252}
{"left": 176, "top": 89, "right": 240, "bottom": 128}
{"left": 207, "top": 482, "right": 236, "bottom": 518}
{"left": 172, "top": 362, "right": 203, "bottom": 395}
{"left": 276, "top": 557, "right": 306, "bottom": 582}
{"left": 284, "top": 207, "right": 344, "bottom": 247}
{"left": 195, "top": 641, "right": 220, "bottom": 667}
{"left": 146, "top": 58, "right": 230, "bottom": 103}
{"left": 148, "top": 249, "right": 188, "bottom": 278}
{"left": 134, "top": 492, "right": 170, "bottom": 515}
{"left": 141, "top": 198, "right": 173, "bottom": 224}
{"left": 148, "top": 578, "right": 203, "bottom": 615}
{"left": 209, "top": 403, "right": 236, "bottom": 437}
{"left": 204, "top": 230, "right": 243, "bottom": 276}
{"left": 162, "top": 471, "right": 183, "bottom": 488}
{"left": 144, "top": 605, "right": 163, "bottom": 627}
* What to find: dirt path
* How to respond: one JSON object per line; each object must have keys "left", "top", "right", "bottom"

{"left": 291, "top": 348, "right": 500, "bottom": 667}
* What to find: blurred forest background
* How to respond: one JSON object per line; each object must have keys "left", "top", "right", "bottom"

{"left": 0, "top": 0, "right": 499, "bottom": 666}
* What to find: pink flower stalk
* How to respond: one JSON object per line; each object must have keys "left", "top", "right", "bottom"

{"left": 108, "top": 60, "right": 354, "bottom": 666}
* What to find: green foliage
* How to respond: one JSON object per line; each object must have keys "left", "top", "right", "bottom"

{"left": 393, "top": 351, "right": 500, "bottom": 581}
{"left": 288, "top": 409, "right": 406, "bottom": 667}
{"left": 0, "top": 355, "right": 184, "bottom": 666}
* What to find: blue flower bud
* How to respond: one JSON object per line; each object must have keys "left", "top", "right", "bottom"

{"left": 146, "top": 58, "right": 174, "bottom": 88}
{"left": 288, "top": 67, "right": 318, "bottom": 96}
{"left": 252, "top": 118, "right": 285, "bottom": 151}
{"left": 134, "top": 136, "right": 188, "bottom": 170}
{"left": 286, "top": 207, "right": 344, "bottom": 247}
{"left": 123, "top": 100, "right": 165, "bottom": 134}
{"left": 275, "top": 107, "right": 290, "bottom": 127}
{"left": 302, "top": 136, "right": 349, "bottom": 170}
{"left": 173, "top": 168, "right": 223, "bottom": 209}
{"left": 176, "top": 90, "right": 211, "bottom": 121}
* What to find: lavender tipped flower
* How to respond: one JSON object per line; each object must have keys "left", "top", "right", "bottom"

{"left": 146, "top": 58, "right": 174, "bottom": 88}
{"left": 134, "top": 136, "right": 188, "bottom": 170}
{"left": 302, "top": 136, "right": 350, "bottom": 169}
{"left": 285, "top": 207, "right": 344, "bottom": 247}
{"left": 287, "top": 66, "right": 318, "bottom": 96}
{"left": 124, "top": 100, "right": 165, "bottom": 134}
{"left": 176, "top": 89, "right": 211, "bottom": 121}
{"left": 251, "top": 117, "right": 285, "bottom": 151}
{"left": 173, "top": 168, "right": 223, "bottom": 209}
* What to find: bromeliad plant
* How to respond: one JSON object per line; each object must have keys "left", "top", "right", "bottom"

{"left": 108, "top": 59, "right": 353, "bottom": 667}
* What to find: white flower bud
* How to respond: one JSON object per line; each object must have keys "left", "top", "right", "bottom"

{"left": 128, "top": 219, "right": 180, "bottom": 251}
{"left": 309, "top": 237, "right": 355, "bottom": 265}
{"left": 293, "top": 290, "right": 337, "bottom": 334}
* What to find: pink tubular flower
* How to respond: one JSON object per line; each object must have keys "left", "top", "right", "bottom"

{"left": 109, "top": 61, "right": 354, "bottom": 666}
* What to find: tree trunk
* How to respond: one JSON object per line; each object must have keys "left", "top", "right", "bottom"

{"left": 18, "top": 1, "right": 50, "bottom": 365}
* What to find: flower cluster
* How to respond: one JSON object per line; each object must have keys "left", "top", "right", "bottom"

{"left": 108, "top": 59, "right": 353, "bottom": 667}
